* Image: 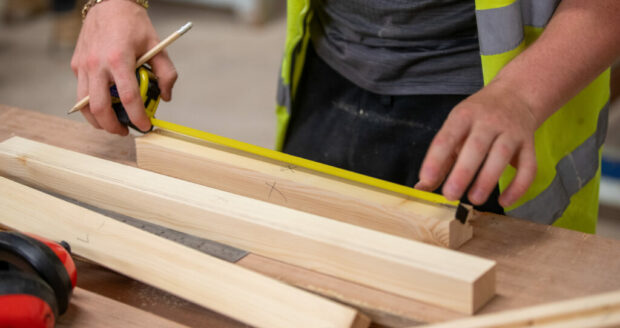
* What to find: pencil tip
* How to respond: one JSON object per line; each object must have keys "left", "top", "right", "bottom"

{"left": 178, "top": 22, "right": 193, "bottom": 35}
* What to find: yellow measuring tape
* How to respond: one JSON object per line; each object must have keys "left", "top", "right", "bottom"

{"left": 150, "top": 117, "right": 458, "bottom": 207}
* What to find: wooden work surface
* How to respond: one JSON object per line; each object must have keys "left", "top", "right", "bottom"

{"left": 2, "top": 104, "right": 620, "bottom": 327}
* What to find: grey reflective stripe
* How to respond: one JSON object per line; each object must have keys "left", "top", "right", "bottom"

{"left": 476, "top": 0, "right": 560, "bottom": 55}
{"left": 276, "top": 73, "right": 291, "bottom": 112}
{"left": 520, "top": 0, "right": 560, "bottom": 28}
{"left": 507, "top": 103, "right": 609, "bottom": 224}
{"left": 476, "top": 1, "right": 523, "bottom": 55}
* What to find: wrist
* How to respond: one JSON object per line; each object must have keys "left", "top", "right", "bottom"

{"left": 489, "top": 72, "right": 550, "bottom": 128}
{"left": 82, "top": 0, "right": 149, "bottom": 20}
{"left": 487, "top": 75, "right": 545, "bottom": 128}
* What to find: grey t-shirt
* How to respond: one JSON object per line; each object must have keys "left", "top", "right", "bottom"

{"left": 311, "top": 0, "right": 483, "bottom": 95}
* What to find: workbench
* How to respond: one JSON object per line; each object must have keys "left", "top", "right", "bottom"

{"left": 2, "top": 104, "right": 620, "bottom": 327}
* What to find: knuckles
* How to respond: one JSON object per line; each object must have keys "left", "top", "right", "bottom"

{"left": 106, "top": 49, "right": 127, "bottom": 70}
{"left": 70, "top": 59, "right": 79, "bottom": 75}
{"left": 88, "top": 103, "right": 107, "bottom": 116}
{"left": 118, "top": 89, "right": 138, "bottom": 105}
{"left": 78, "top": 48, "right": 129, "bottom": 73}
{"left": 494, "top": 141, "right": 515, "bottom": 160}
{"left": 85, "top": 54, "right": 101, "bottom": 71}
{"left": 432, "top": 132, "right": 457, "bottom": 149}
{"left": 469, "top": 135, "right": 490, "bottom": 154}
{"left": 161, "top": 68, "right": 178, "bottom": 86}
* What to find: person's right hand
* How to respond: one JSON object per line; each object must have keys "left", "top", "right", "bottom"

{"left": 71, "top": 0, "right": 177, "bottom": 135}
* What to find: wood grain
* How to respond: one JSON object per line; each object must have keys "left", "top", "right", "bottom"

{"left": 0, "top": 136, "right": 496, "bottom": 314}
{"left": 416, "top": 290, "right": 620, "bottom": 328}
{"left": 136, "top": 130, "right": 472, "bottom": 248}
{"left": 4, "top": 106, "right": 620, "bottom": 327}
{"left": 0, "top": 105, "right": 135, "bottom": 165}
{"left": 461, "top": 214, "right": 620, "bottom": 316}
{"left": 73, "top": 260, "right": 252, "bottom": 328}
{"left": 0, "top": 177, "right": 368, "bottom": 328}
{"left": 58, "top": 288, "right": 188, "bottom": 328}
{"left": 0, "top": 106, "right": 460, "bottom": 326}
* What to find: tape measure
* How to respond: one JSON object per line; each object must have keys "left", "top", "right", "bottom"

{"left": 113, "top": 69, "right": 459, "bottom": 207}
{"left": 110, "top": 64, "right": 160, "bottom": 133}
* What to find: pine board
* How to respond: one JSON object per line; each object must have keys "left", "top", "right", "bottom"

{"left": 4, "top": 105, "right": 620, "bottom": 326}
{"left": 0, "top": 136, "right": 496, "bottom": 314}
{"left": 0, "top": 176, "right": 368, "bottom": 328}
{"left": 416, "top": 290, "right": 620, "bottom": 328}
{"left": 136, "top": 130, "right": 472, "bottom": 248}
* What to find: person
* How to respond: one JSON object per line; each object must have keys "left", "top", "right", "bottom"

{"left": 71, "top": 0, "right": 620, "bottom": 233}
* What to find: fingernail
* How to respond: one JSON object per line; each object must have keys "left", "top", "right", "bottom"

{"left": 470, "top": 189, "right": 484, "bottom": 204}
{"left": 444, "top": 183, "right": 459, "bottom": 200}
{"left": 499, "top": 195, "right": 513, "bottom": 208}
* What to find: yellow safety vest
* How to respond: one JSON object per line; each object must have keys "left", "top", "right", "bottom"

{"left": 276, "top": 0, "right": 610, "bottom": 233}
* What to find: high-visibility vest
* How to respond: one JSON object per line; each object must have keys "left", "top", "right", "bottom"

{"left": 275, "top": 0, "right": 610, "bottom": 233}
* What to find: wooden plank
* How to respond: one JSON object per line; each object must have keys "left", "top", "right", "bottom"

{"left": 5, "top": 106, "right": 620, "bottom": 326}
{"left": 0, "top": 105, "right": 135, "bottom": 165}
{"left": 237, "top": 253, "right": 463, "bottom": 326}
{"left": 59, "top": 288, "right": 188, "bottom": 328}
{"left": 73, "top": 259, "right": 275, "bottom": 328}
{"left": 0, "top": 106, "right": 459, "bottom": 326}
{"left": 0, "top": 176, "right": 368, "bottom": 328}
{"left": 461, "top": 214, "right": 620, "bottom": 316}
{"left": 136, "top": 129, "right": 472, "bottom": 249}
{"left": 0, "top": 137, "right": 496, "bottom": 314}
{"left": 416, "top": 290, "right": 620, "bottom": 328}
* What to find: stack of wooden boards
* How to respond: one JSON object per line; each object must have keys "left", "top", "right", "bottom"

{"left": 0, "top": 135, "right": 494, "bottom": 327}
{"left": 0, "top": 133, "right": 617, "bottom": 327}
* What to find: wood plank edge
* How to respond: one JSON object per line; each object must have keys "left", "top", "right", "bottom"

{"left": 0, "top": 176, "right": 367, "bottom": 328}
{"left": 0, "top": 136, "right": 495, "bottom": 315}
{"left": 415, "top": 290, "right": 620, "bottom": 328}
{"left": 136, "top": 130, "right": 471, "bottom": 249}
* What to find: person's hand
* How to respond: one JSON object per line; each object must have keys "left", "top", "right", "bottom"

{"left": 71, "top": 0, "right": 177, "bottom": 135}
{"left": 415, "top": 81, "right": 541, "bottom": 208}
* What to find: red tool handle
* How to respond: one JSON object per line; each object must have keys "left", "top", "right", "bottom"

{"left": 0, "top": 294, "right": 55, "bottom": 328}
{"left": 25, "top": 233, "right": 77, "bottom": 289}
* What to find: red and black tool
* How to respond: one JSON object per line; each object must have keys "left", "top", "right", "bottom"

{"left": 0, "top": 231, "right": 77, "bottom": 328}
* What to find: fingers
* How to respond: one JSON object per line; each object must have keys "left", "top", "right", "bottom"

{"left": 415, "top": 112, "right": 470, "bottom": 192}
{"left": 88, "top": 68, "right": 128, "bottom": 135}
{"left": 442, "top": 127, "right": 496, "bottom": 201}
{"left": 110, "top": 57, "right": 151, "bottom": 132}
{"left": 442, "top": 132, "right": 536, "bottom": 207}
{"left": 76, "top": 70, "right": 101, "bottom": 129}
{"left": 468, "top": 135, "right": 518, "bottom": 205}
{"left": 499, "top": 142, "right": 537, "bottom": 207}
{"left": 149, "top": 48, "right": 177, "bottom": 101}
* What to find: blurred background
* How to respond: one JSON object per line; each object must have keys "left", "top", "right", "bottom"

{"left": 0, "top": 0, "right": 286, "bottom": 148}
{"left": 0, "top": 0, "right": 619, "bottom": 239}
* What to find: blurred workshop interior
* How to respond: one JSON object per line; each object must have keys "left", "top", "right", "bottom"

{"left": 1, "top": 0, "right": 619, "bottom": 238}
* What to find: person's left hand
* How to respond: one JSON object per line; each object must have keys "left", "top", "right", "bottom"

{"left": 415, "top": 81, "right": 540, "bottom": 208}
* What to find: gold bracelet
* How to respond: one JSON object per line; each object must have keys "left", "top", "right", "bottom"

{"left": 82, "top": 0, "right": 149, "bottom": 20}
